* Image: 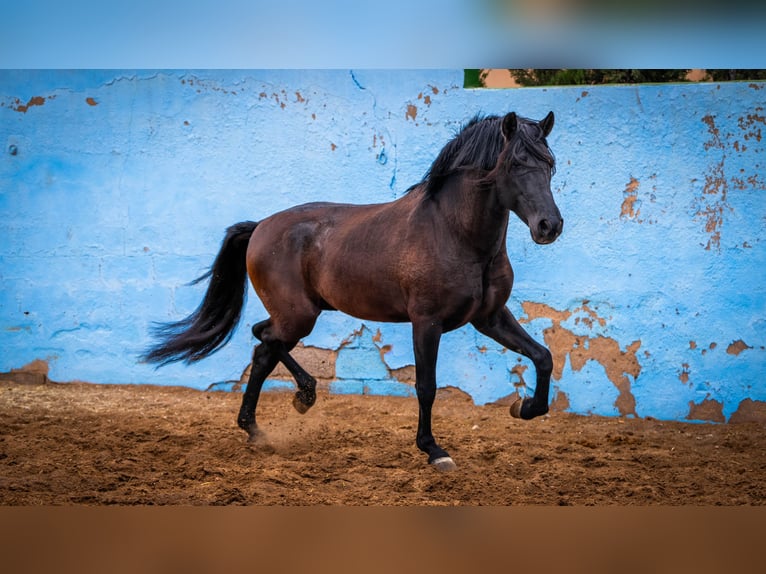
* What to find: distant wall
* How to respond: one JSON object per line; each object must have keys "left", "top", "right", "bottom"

{"left": 2, "top": 70, "right": 764, "bottom": 422}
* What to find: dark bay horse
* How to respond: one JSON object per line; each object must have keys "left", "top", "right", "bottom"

{"left": 143, "top": 111, "right": 563, "bottom": 471}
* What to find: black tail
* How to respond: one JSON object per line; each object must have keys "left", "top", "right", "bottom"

{"left": 142, "top": 221, "right": 258, "bottom": 366}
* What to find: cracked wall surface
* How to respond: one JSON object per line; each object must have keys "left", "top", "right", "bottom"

{"left": 1, "top": 71, "right": 764, "bottom": 422}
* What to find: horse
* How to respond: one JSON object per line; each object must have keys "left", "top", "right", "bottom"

{"left": 143, "top": 111, "right": 563, "bottom": 471}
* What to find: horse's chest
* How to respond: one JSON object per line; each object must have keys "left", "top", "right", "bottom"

{"left": 425, "top": 265, "right": 489, "bottom": 328}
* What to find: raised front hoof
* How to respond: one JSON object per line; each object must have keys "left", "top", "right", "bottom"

{"left": 430, "top": 456, "right": 457, "bottom": 472}
{"left": 292, "top": 390, "right": 316, "bottom": 414}
{"left": 510, "top": 398, "right": 549, "bottom": 420}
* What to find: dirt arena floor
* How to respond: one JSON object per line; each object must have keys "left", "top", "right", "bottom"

{"left": 1, "top": 380, "right": 764, "bottom": 505}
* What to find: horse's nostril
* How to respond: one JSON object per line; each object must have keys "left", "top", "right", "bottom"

{"left": 539, "top": 219, "right": 551, "bottom": 235}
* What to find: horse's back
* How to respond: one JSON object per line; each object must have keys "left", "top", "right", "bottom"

{"left": 246, "top": 197, "right": 419, "bottom": 323}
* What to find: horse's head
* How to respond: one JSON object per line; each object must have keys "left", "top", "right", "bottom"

{"left": 494, "top": 111, "right": 563, "bottom": 245}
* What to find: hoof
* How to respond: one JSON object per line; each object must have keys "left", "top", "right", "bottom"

{"left": 292, "top": 393, "right": 313, "bottom": 414}
{"left": 509, "top": 398, "right": 549, "bottom": 420}
{"left": 431, "top": 456, "right": 457, "bottom": 472}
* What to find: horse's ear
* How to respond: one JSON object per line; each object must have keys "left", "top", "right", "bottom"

{"left": 502, "top": 112, "right": 517, "bottom": 140}
{"left": 540, "top": 111, "right": 555, "bottom": 137}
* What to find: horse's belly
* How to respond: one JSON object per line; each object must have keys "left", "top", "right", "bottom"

{"left": 317, "top": 276, "right": 410, "bottom": 323}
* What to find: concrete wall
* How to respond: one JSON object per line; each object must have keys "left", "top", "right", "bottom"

{"left": 1, "top": 70, "right": 764, "bottom": 423}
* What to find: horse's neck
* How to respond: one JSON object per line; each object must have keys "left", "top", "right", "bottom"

{"left": 434, "top": 174, "right": 509, "bottom": 257}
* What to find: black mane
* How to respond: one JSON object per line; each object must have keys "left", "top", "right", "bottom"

{"left": 413, "top": 114, "right": 555, "bottom": 198}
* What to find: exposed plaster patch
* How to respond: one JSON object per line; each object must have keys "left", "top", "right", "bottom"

{"left": 738, "top": 111, "right": 764, "bottom": 143}
{"left": 679, "top": 363, "right": 690, "bottom": 384}
{"left": 180, "top": 76, "right": 238, "bottom": 96}
{"left": 620, "top": 175, "right": 658, "bottom": 224}
{"left": 85, "top": 97, "right": 98, "bottom": 106}
{"left": 0, "top": 359, "right": 50, "bottom": 385}
{"left": 510, "top": 361, "right": 528, "bottom": 389}
{"left": 256, "top": 90, "right": 294, "bottom": 110}
{"left": 241, "top": 344, "right": 338, "bottom": 387}
{"left": 9, "top": 95, "right": 53, "bottom": 113}
{"left": 729, "top": 399, "right": 766, "bottom": 424}
{"left": 390, "top": 365, "right": 415, "bottom": 384}
{"left": 726, "top": 339, "right": 751, "bottom": 356}
{"left": 698, "top": 114, "right": 728, "bottom": 251}
{"left": 520, "top": 301, "right": 641, "bottom": 417}
{"left": 550, "top": 390, "right": 570, "bottom": 412}
{"left": 406, "top": 86, "right": 441, "bottom": 125}
{"left": 697, "top": 158, "right": 729, "bottom": 251}
{"left": 337, "top": 325, "right": 368, "bottom": 350}
{"left": 620, "top": 177, "right": 641, "bottom": 220}
{"left": 695, "top": 111, "right": 766, "bottom": 251}
{"left": 687, "top": 398, "right": 725, "bottom": 423}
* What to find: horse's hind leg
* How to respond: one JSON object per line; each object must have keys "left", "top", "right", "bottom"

{"left": 279, "top": 352, "right": 317, "bottom": 414}
{"left": 251, "top": 320, "right": 317, "bottom": 414}
{"left": 237, "top": 338, "right": 280, "bottom": 442}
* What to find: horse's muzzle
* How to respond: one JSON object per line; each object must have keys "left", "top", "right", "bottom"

{"left": 532, "top": 217, "right": 563, "bottom": 245}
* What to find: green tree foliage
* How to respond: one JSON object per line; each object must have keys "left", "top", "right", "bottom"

{"left": 464, "top": 69, "right": 766, "bottom": 88}
{"left": 508, "top": 69, "right": 689, "bottom": 86}
{"left": 706, "top": 69, "right": 766, "bottom": 82}
{"left": 464, "top": 69, "right": 484, "bottom": 89}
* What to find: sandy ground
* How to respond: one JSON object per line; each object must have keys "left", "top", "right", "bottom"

{"left": 1, "top": 380, "right": 764, "bottom": 505}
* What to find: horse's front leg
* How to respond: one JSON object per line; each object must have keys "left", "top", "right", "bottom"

{"left": 412, "top": 320, "right": 456, "bottom": 471}
{"left": 473, "top": 307, "right": 553, "bottom": 420}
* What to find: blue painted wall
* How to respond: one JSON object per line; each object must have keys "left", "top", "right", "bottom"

{"left": 2, "top": 70, "right": 764, "bottom": 422}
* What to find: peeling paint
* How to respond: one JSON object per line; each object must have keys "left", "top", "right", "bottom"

{"left": 10, "top": 95, "right": 51, "bottom": 113}
{"left": 729, "top": 399, "right": 766, "bottom": 424}
{"left": 550, "top": 389, "right": 570, "bottom": 412}
{"left": 620, "top": 177, "right": 641, "bottom": 220}
{"left": 520, "top": 301, "right": 641, "bottom": 417}
{"left": 738, "top": 112, "right": 764, "bottom": 143}
{"left": 687, "top": 398, "right": 725, "bottom": 423}
{"left": 696, "top": 158, "right": 729, "bottom": 251}
{"left": 390, "top": 365, "right": 415, "bottom": 384}
{"left": 726, "top": 339, "right": 751, "bottom": 356}
{"left": 695, "top": 109, "right": 766, "bottom": 250}
{"left": 181, "top": 76, "right": 238, "bottom": 96}
{"left": 243, "top": 344, "right": 337, "bottom": 386}
{"left": 0, "top": 359, "right": 50, "bottom": 385}
{"left": 405, "top": 104, "right": 417, "bottom": 121}
{"left": 417, "top": 91, "right": 433, "bottom": 106}
{"left": 510, "top": 361, "right": 528, "bottom": 389}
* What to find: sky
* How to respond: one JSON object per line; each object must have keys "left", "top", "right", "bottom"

{"left": 1, "top": 0, "right": 764, "bottom": 69}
